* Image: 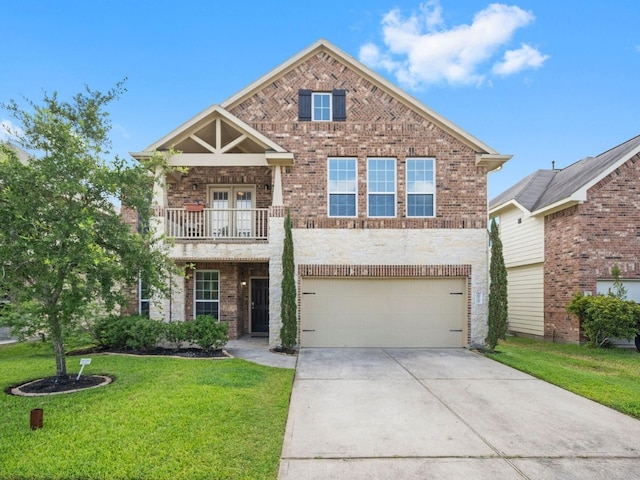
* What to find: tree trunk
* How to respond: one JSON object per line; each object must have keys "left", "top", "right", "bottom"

{"left": 49, "top": 314, "right": 67, "bottom": 378}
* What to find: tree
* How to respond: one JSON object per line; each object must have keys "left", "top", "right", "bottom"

{"left": 0, "top": 83, "right": 175, "bottom": 378}
{"left": 280, "top": 210, "right": 297, "bottom": 349}
{"left": 485, "top": 218, "right": 508, "bottom": 351}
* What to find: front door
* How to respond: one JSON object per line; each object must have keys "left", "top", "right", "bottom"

{"left": 251, "top": 279, "right": 269, "bottom": 333}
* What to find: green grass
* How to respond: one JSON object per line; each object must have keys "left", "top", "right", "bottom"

{"left": 0, "top": 342, "right": 294, "bottom": 480}
{"left": 486, "top": 336, "right": 640, "bottom": 419}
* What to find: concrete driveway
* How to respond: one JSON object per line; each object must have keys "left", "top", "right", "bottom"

{"left": 279, "top": 348, "right": 640, "bottom": 479}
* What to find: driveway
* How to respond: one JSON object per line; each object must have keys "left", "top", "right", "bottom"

{"left": 279, "top": 348, "right": 640, "bottom": 480}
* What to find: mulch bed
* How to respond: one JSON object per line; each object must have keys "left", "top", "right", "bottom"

{"left": 68, "top": 346, "right": 228, "bottom": 358}
{"left": 12, "top": 375, "right": 111, "bottom": 395}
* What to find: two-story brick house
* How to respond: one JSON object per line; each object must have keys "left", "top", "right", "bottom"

{"left": 128, "top": 39, "right": 511, "bottom": 348}
{"left": 490, "top": 134, "right": 640, "bottom": 344}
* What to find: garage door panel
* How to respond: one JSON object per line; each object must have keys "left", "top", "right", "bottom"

{"left": 301, "top": 278, "right": 466, "bottom": 348}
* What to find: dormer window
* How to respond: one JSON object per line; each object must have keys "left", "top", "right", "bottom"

{"left": 298, "top": 89, "right": 346, "bottom": 122}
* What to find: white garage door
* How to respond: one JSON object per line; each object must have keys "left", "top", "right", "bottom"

{"left": 300, "top": 277, "right": 466, "bottom": 347}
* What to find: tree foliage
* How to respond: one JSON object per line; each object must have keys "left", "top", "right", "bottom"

{"left": 280, "top": 210, "right": 297, "bottom": 349}
{"left": 0, "top": 82, "right": 176, "bottom": 377}
{"left": 486, "top": 218, "right": 508, "bottom": 351}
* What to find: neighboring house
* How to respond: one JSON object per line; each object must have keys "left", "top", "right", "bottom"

{"left": 126, "top": 39, "right": 511, "bottom": 348}
{"left": 0, "top": 141, "right": 30, "bottom": 164}
{"left": 489, "top": 134, "right": 640, "bottom": 344}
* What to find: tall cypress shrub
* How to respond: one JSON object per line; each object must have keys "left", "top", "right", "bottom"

{"left": 280, "top": 210, "right": 297, "bottom": 349}
{"left": 486, "top": 218, "right": 508, "bottom": 351}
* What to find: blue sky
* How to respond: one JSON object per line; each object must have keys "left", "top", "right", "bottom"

{"left": 2, "top": 0, "right": 639, "bottom": 199}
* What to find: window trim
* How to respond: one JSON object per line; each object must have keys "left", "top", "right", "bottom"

{"left": 139, "top": 277, "right": 150, "bottom": 318}
{"left": 312, "top": 92, "right": 332, "bottom": 121}
{"left": 367, "top": 158, "right": 397, "bottom": 218}
{"left": 327, "top": 157, "right": 358, "bottom": 218}
{"left": 406, "top": 157, "right": 436, "bottom": 218}
{"left": 194, "top": 270, "right": 220, "bottom": 320}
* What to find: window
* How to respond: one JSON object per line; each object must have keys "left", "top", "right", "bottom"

{"left": 313, "top": 93, "right": 331, "bottom": 121}
{"left": 139, "top": 278, "right": 150, "bottom": 317}
{"left": 194, "top": 270, "right": 220, "bottom": 319}
{"left": 298, "top": 89, "right": 346, "bottom": 121}
{"left": 367, "top": 158, "right": 396, "bottom": 217}
{"left": 406, "top": 158, "right": 435, "bottom": 217}
{"left": 328, "top": 158, "right": 357, "bottom": 217}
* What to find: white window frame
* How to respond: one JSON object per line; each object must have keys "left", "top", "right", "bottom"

{"left": 327, "top": 157, "right": 358, "bottom": 217}
{"left": 139, "top": 277, "right": 150, "bottom": 318}
{"left": 367, "top": 158, "right": 397, "bottom": 218}
{"left": 406, "top": 158, "right": 436, "bottom": 218}
{"left": 207, "top": 185, "right": 256, "bottom": 237}
{"left": 312, "top": 92, "right": 332, "bottom": 121}
{"left": 194, "top": 270, "right": 220, "bottom": 319}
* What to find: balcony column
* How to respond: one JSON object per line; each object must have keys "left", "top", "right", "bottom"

{"left": 271, "top": 165, "right": 283, "bottom": 206}
{"left": 150, "top": 165, "right": 167, "bottom": 239}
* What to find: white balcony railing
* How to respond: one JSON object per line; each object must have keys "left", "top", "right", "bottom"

{"left": 165, "top": 208, "right": 268, "bottom": 240}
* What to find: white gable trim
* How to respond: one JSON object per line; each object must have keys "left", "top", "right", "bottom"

{"left": 140, "top": 105, "right": 289, "bottom": 154}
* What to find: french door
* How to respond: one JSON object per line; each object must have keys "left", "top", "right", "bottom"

{"left": 208, "top": 186, "right": 255, "bottom": 237}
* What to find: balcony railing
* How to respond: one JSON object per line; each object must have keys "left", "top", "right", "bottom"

{"left": 165, "top": 208, "right": 268, "bottom": 240}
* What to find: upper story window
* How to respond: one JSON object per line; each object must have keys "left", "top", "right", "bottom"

{"left": 298, "top": 89, "right": 346, "bottom": 122}
{"left": 313, "top": 93, "right": 331, "bottom": 121}
{"left": 328, "top": 157, "right": 357, "bottom": 217}
{"left": 367, "top": 158, "right": 396, "bottom": 217}
{"left": 406, "top": 158, "right": 435, "bottom": 217}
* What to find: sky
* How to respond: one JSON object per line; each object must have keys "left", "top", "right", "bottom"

{"left": 1, "top": 0, "right": 639, "bottom": 199}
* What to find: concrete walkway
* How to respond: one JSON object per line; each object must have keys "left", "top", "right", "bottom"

{"left": 225, "top": 336, "right": 297, "bottom": 369}
{"left": 279, "top": 348, "right": 640, "bottom": 480}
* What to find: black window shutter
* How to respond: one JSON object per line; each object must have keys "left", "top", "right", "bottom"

{"left": 298, "top": 89, "right": 312, "bottom": 121}
{"left": 332, "top": 89, "right": 346, "bottom": 121}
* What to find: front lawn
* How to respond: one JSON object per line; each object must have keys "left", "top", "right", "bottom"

{"left": 0, "top": 342, "right": 294, "bottom": 480}
{"left": 486, "top": 336, "right": 640, "bottom": 419}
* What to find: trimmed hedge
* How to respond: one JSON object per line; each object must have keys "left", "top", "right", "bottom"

{"left": 92, "top": 315, "right": 228, "bottom": 351}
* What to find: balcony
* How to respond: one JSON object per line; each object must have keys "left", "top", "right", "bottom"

{"left": 165, "top": 208, "right": 268, "bottom": 240}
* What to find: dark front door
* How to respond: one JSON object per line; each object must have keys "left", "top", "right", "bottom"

{"left": 251, "top": 279, "right": 269, "bottom": 333}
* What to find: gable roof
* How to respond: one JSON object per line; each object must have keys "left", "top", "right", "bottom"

{"left": 222, "top": 39, "right": 509, "bottom": 169}
{"left": 490, "top": 134, "right": 640, "bottom": 216}
{"left": 224, "top": 40, "right": 489, "bottom": 150}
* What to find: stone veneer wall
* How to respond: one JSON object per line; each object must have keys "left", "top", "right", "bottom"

{"left": 544, "top": 153, "right": 640, "bottom": 343}
{"left": 293, "top": 228, "right": 488, "bottom": 347}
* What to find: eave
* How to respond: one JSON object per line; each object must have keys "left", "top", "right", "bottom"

{"left": 477, "top": 154, "right": 513, "bottom": 172}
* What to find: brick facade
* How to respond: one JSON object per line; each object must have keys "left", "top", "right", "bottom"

{"left": 229, "top": 51, "right": 487, "bottom": 229}
{"left": 167, "top": 166, "right": 272, "bottom": 209}
{"left": 544, "top": 153, "right": 640, "bottom": 342}
{"left": 183, "top": 262, "right": 269, "bottom": 339}
{"left": 124, "top": 41, "right": 501, "bottom": 348}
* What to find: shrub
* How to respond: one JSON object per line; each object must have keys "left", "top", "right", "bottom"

{"left": 92, "top": 315, "right": 132, "bottom": 348}
{"left": 92, "top": 315, "right": 163, "bottom": 351}
{"left": 190, "top": 315, "right": 228, "bottom": 351}
{"left": 126, "top": 316, "right": 164, "bottom": 351}
{"left": 567, "top": 292, "right": 640, "bottom": 347}
{"left": 164, "top": 321, "right": 188, "bottom": 350}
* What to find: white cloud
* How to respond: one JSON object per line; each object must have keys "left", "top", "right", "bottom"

{"left": 492, "top": 44, "right": 549, "bottom": 75}
{"left": 359, "top": 1, "right": 548, "bottom": 88}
